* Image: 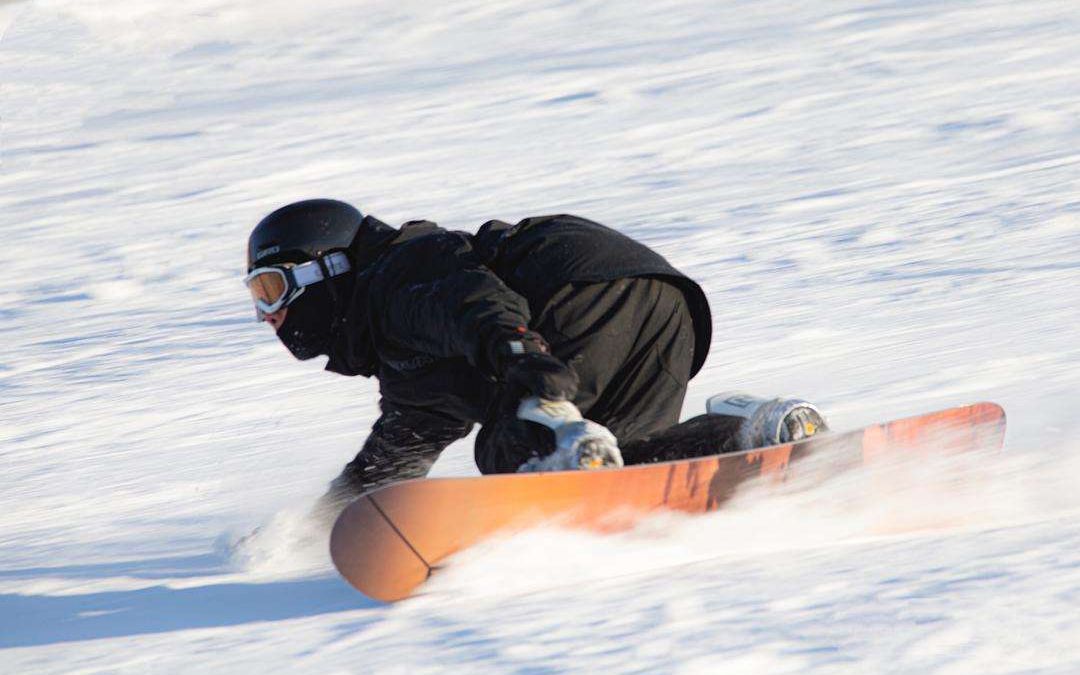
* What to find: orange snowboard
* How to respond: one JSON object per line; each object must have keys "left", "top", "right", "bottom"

{"left": 330, "top": 402, "right": 1005, "bottom": 602}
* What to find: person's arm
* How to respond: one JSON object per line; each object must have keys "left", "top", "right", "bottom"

{"left": 378, "top": 231, "right": 578, "bottom": 400}
{"left": 317, "top": 403, "right": 473, "bottom": 516}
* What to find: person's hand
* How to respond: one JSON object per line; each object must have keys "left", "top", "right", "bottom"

{"left": 492, "top": 329, "right": 578, "bottom": 401}
{"left": 504, "top": 352, "right": 579, "bottom": 401}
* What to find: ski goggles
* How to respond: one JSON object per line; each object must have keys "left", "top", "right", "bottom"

{"left": 244, "top": 251, "right": 351, "bottom": 320}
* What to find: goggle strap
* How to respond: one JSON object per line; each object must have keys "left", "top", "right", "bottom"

{"left": 288, "top": 251, "right": 352, "bottom": 289}
{"left": 324, "top": 251, "right": 351, "bottom": 277}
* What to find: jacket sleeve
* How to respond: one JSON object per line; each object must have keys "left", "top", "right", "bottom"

{"left": 375, "top": 231, "right": 534, "bottom": 375}
{"left": 328, "top": 402, "right": 473, "bottom": 502}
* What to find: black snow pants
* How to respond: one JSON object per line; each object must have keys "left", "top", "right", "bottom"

{"left": 475, "top": 277, "right": 736, "bottom": 473}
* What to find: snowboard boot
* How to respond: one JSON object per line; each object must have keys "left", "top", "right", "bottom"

{"left": 707, "top": 392, "right": 829, "bottom": 450}
{"left": 779, "top": 404, "right": 827, "bottom": 443}
{"left": 517, "top": 419, "right": 624, "bottom": 472}
{"left": 515, "top": 398, "right": 624, "bottom": 472}
{"left": 572, "top": 426, "right": 625, "bottom": 470}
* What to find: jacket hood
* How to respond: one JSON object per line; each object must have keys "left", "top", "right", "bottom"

{"left": 324, "top": 217, "right": 442, "bottom": 377}
{"left": 321, "top": 215, "right": 394, "bottom": 376}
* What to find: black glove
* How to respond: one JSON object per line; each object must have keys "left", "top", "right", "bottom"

{"left": 494, "top": 330, "right": 579, "bottom": 401}
{"left": 506, "top": 352, "right": 580, "bottom": 401}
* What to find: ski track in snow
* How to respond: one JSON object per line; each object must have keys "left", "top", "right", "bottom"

{"left": 1, "top": 0, "right": 1079, "bottom": 672}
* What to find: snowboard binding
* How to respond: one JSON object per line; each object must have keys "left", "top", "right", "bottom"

{"left": 707, "top": 392, "right": 829, "bottom": 450}
{"left": 515, "top": 397, "right": 624, "bottom": 472}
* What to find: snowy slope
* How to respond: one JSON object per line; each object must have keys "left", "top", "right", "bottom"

{"left": 2, "top": 0, "right": 1079, "bottom": 672}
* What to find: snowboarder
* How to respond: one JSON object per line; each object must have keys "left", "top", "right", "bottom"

{"left": 244, "top": 199, "right": 826, "bottom": 511}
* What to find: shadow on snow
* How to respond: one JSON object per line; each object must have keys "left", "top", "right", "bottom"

{"left": 0, "top": 554, "right": 229, "bottom": 582}
{"left": 0, "top": 553, "right": 377, "bottom": 648}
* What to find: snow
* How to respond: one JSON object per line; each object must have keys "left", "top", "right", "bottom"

{"left": 2, "top": 0, "right": 1079, "bottom": 671}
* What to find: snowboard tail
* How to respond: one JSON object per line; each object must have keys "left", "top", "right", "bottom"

{"left": 330, "top": 402, "right": 1005, "bottom": 602}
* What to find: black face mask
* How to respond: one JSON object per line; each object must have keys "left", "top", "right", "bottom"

{"left": 276, "top": 282, "right": 336, "bottom": 360}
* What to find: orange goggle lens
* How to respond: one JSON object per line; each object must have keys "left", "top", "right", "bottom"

{"left": 247, "top": 269, "right": 288, "bottom": 307}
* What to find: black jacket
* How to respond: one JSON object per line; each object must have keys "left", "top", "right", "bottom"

{"left": 330, "top": 214, "right": 712, "bottom": 493}
{"left": 473, "top": 215, "right": 711, "bottom": 375}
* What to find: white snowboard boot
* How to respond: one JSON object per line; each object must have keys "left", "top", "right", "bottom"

{"left": 707, "top": 392, "right": 828, "bottom": 450}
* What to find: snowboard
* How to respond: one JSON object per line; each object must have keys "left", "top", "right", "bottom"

{"left": 330, "top": 402, "right": 1005, "bottom": 602}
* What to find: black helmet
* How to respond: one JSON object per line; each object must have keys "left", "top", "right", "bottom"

{"left": 247, "top": 199, "right": 364, "bottom": 271}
